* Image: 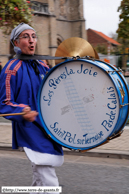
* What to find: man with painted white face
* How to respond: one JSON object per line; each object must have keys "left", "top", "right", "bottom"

{"left": 0, "top": 23, "right": 63, "bottom": 194}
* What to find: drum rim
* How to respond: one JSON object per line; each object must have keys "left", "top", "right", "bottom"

{"left": 37, "top": 59, "right": 129, "bottom": 150}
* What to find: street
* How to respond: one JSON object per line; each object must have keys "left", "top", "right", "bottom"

{"left": 0, "top": 150, "right": 129, "bottom": 194}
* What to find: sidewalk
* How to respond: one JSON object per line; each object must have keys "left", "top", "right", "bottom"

{"left": 0, "top": 121, "right": 129, "bottom": 159}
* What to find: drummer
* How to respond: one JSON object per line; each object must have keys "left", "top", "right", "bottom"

{"left": 0, "top": 23, "right": 63, "bottom": 193}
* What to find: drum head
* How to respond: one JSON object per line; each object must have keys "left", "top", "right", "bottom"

{"left": 38, "top": 59, "right": 122, "bottom": 150}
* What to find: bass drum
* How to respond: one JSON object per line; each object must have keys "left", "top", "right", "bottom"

{"left": 37, "top": 58, "right": 129, "bottom": 151}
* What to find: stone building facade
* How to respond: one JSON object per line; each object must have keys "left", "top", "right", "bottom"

{"left": 0, "top": 0, "right": 86, "bottom": 67}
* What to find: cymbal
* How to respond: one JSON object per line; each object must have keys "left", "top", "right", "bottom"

{"left": 93, "top": 48, "right": 99, "bottom": 59}
{"left": 55, "top": 37, "right": 99, "bottom": 63}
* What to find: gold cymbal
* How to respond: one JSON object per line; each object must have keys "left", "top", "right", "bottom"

{"left": 93, "top": 48, "right": 99, "bottom": 59}
{"left": 55, "top": 37, "right": 99, "bottom": 63}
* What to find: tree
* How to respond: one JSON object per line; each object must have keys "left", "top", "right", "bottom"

{"left": 117, "top": 0, "right": 129, "bottom": 40}
{"left": 0, "top": 0, "right": 32, "bottom": 35}
{"left": 116, "top": 0, "right": 129, "bottom": 68}
{"left": 94, "top": 44, "right": 107, "bottom": 55}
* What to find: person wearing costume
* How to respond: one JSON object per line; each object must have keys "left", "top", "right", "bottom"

{"left": 0, "top": 23, "right": 63, "bottom": 194}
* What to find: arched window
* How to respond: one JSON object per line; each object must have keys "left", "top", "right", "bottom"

{"left": 57, "top": 34, "right": 64, "bottom": 46}
{"left": 57, "top": 38, "right": 62, "bottom": 46}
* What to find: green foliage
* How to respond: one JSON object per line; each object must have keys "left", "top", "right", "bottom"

{"left": 116, "top": 0, "right": 129, "bottom": 68}
{"left": 117, "top": 0, "right": 129, "bottom": 42}
{"left": 0, "top": 0, "right": 32, "bottom": 35}
{"left": 94, "top": 44, "right": 107, "bottom": 55}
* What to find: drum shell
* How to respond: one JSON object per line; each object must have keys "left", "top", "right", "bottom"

{"left": 38, "top": 59, "right": 129, "bottom": 150}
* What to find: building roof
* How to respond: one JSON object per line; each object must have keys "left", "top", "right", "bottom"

{"left": 89, "top": 29, "right": 121, "bottom": 46}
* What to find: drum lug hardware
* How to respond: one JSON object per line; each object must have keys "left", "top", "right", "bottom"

{"left": 85, "top": 56, "right": 95, "bottom": 61}
{"left": 108, "top": 130, "right": 123, "bottom": 140}
{"left": 120, "top": 103, "right": 129, "bottom": 107}
{"left": 72, "top": 56, "right": 80, "bottom": 60}
{"left": 107, "top": 68, "right": 123, "bottom": 74}
{"left": 117, "top": 79, "right": 125, "bottom": 103}
{"left": 48, "top": 134, "right": 51, "bottom": 138}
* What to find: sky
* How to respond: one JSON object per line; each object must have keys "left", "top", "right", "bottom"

{"left": 83, "top": 0, "right": 122, "bottom": 37}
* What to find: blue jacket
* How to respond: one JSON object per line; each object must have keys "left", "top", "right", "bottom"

{"left": 0, "top": 59, "right": 63, "bottom": 156}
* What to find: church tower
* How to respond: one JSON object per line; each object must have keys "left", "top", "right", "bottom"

{"left": 32, "top": 0, "right": 86, "bottom": 66}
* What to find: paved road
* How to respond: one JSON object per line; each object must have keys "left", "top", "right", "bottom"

{"left": 0, "top": 150, "right": 129, "bottom": 194}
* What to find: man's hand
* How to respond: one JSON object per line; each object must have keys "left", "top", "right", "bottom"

{"left": 22, "top": 106, "right": 38, "bottom": 122}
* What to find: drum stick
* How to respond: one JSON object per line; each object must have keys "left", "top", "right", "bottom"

{"left": 0, "top": 112, "right": 26, "bottom": 117}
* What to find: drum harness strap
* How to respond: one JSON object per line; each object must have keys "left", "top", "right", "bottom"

{"left": 15, "top": 54, "right": 69, "bottom": 61}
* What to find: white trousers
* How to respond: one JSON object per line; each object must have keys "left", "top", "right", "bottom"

{"left": 30, "top": 163, "right": 60, "bottom": 194}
